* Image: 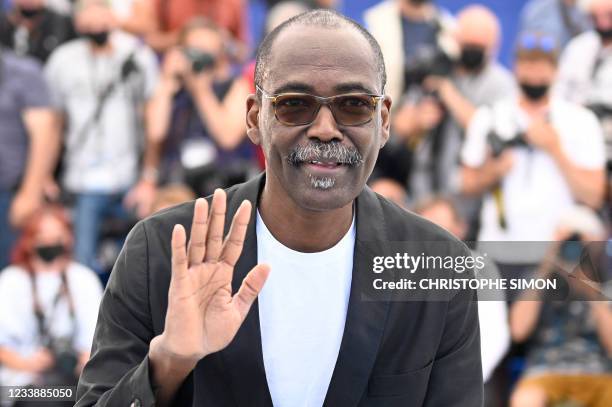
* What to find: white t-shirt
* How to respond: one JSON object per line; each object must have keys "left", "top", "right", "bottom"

{"left": 0, "top": 262, "right": 103, "bottom": 387}
{"left": 462, "top": 97, "right": 605, "bottom": 244}
{"left": 257, "top": 211, "right": 354, "bottom": 407}
{"left": 44, "top": 31, "right": 159, "bottom": 193}
{"left": 555, "top": 31, "right": 612, "bottom": 107}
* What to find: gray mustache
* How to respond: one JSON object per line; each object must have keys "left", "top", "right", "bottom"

{"left": 287, "top": 141, "right": 364, "bottom": 167}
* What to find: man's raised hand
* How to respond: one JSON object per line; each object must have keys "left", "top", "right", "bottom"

{"left": 150, "top": 189, "right": 269, "bottom": 387}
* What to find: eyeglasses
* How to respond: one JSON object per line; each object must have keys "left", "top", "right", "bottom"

{"left": 516, "top": 32, "right": 558, "bottom": 54}
{"left": 256, "top": 85, "right": 384, "bottom": 126}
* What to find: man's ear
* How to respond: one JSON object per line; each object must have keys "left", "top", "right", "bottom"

{"left": 246, "top": 94, "right": 262, "bottom": 145}
{"left": 379, "top": 96, "right": 392, "bottom": 148}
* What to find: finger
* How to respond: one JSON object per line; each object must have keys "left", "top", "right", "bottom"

{"left": 188, "top": 198, "right": 209, "bottom": 266}
{"left": 171, "top": 224, "right": 189, "bottom": 286}
{"left": 232, "top": 264, "right": 270, "bottom": 320}
{"left": 219, "top": 200, "right": 251, "bottom": 268}
{"left": 204, "top": 189, "right": 226, "bottom": 262}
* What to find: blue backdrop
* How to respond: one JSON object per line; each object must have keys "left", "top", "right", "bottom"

{"left": 249, "top": 0, "right": 531, "bottom": 68}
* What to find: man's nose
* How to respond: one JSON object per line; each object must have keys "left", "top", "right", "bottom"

{"left": 306, "top": 105, "right": 343, "bottom": 142}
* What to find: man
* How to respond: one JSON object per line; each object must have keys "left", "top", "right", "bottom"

{"left": 44, "top": 0, "right": 159, "bottom": 274}
{"left": 76, "top": 10, "right": 482, "bottom": 407}
{"left": 0, "top": 48, "right": 58, "bottom": 270}
{"left": 0, "top": 0, "right": 76, "bottom": 62}
{"left": 555, "top": 0, "right": 612, "bottom": 202}
{"left": 461, "top": 32, "right": 605, "bottom": 256}
{"left": 370, "top": 5, "right": 515, "bottom": 233}
{"left": 509, "top": 206, "right": 612, "bottom": 407}
{"left": 363, "top": 0, "right": 454, "bottom": 203}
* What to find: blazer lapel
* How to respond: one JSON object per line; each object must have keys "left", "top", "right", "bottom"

{"left": 218, "top": 173, "right": 273, "bottom": 407}
{"left": 324, "top": 187, "right": 391, "bottom": 406}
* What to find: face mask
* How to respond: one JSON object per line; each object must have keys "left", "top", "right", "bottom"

{"left": 18, "top": 6, "right": 43, "bottom": 19}
{"left": 84, "top": 31, "right": 109, "bottom": 46}
{"left": 459, "top": 46, "right": 486, "bottom": 71}
{"left": 520, "top": 82, "right": 550, "bottom": 101}
{"left": 596, "top": 27, "right": 612, "bottom": 41}
{"left": 35, "top": 244, "right": 66, "bottom": 263}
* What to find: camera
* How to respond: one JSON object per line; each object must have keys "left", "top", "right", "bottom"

{"left": 403, "top": 45, "right": 455, "bottom": 92}
{"left": 487, "top": 131, "right": 528, "bottom": 157}
{"left": 48, "top": 337, "right": 79, "bottom": 379}
{"left": 182, "top": 48, "right": 216, "bottom": 73}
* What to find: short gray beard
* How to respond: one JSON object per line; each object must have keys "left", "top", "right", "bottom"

{"left": 309, "top": 175, "right": 336, "bottom": 190}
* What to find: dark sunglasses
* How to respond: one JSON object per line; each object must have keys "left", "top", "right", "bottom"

{"left": 256, "top": 85, "right": 384, "bottom": 126}
{"left": 516, "top": 32, "right": 558, "bottom": 53}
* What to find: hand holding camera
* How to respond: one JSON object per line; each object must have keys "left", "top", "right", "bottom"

{"left": 161, "top": 47, "right": 216, "bottom": 95}
{"left": 525, "top": 118, "right": 560, "bottom": 154}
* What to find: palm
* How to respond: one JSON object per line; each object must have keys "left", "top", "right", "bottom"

{"left": 163, "top": 190, "right": 269, "bottom": 360}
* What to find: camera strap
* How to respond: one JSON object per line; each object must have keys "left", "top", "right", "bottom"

{"left": 28, "top": 268, "right": 76, "bottom": 346}
{"left": 70, "top": 50, "right": 140, "bottom": 155}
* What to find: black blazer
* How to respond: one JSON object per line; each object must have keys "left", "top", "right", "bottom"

{"left": 75, "top": 174, "right": 483, "bottom": 407}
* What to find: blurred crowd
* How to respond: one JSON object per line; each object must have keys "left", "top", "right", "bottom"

{"left": 0, "top": 0, "right": 610, "bottom": 406}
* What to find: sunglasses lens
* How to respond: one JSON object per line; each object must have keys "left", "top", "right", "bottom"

{"left": 274, "top": 94, "right": 318, "bottom": 125}
{"left": 520, "top": 34, "right": 537, "bottom": 50}
{"left": 518, "top": 33, "right": 557, "bottom": 53}
{"left": 333, "top": 95, "right": 376, "bottom": 125}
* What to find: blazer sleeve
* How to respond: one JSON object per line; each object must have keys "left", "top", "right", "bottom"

{"left": 423, "top": 257, "right": 484, "bottom": 406}
{"left": 75, "top": 221, "right": 158, "bottom": 407}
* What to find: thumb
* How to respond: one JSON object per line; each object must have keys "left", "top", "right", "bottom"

{"left": 232, "top": 264, "right": 270, "bottom": 320}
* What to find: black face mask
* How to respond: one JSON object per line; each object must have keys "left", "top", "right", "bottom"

{"left": 84, "top": 31, "right": 109, "bottom": 46}
{"left": 35, "top": 244, "right": 66, "bottom": 263}
{"left": 18, "top": 6, "right": 43, "bottom": 19}
{"left": 596, "top": 27, "right": 612, "bottom": 41}
{"left": 520, "top": 82, "right": 550, "bottom": 101}
{"left": 460, "top": 46, "right": 486, "bottom": 71}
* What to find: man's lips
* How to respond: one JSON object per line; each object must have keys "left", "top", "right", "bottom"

{"left": 307, "top": 160, "right": 343, "bottom": 169}
{"left": 300, "top": 160, "right": 349, "bottom": 174}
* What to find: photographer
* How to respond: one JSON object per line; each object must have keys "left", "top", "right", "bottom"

{"left": 509, "top": 206, "right": 612, "bottom": 407}
{"left": 556, "top": 0, "right": 612, "bottom": 214}
{"left": 461, "top": 32, "right": 606, "bottom": 245}
{"left": 0, "top": 206, "right": 102, "bottom": 403}
{"left": 147, "top": 18, "right": 257, "bottom": 197}
{"left": 396, "top": 6, "right": 516, "bottom": 220}
{"left": 43, "top": 0, "right": 159, "bottom": 274}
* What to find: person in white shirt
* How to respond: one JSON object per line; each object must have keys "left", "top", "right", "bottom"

{"left": 555, "top": 0, "right": 612, "bottom": 208}
{"left": 461, "top": 32, "right": 606, "bottom": 249}
{"left": 0, "top": 206, "right": 102, "bottom": 396}
{"left": 44, "top": 0, "right": 159, "bottom": 274}
{"left": 413, "top": 196, "right": 510, "bottom": 385}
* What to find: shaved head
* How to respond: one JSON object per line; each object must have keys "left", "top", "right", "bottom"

{"left": 254, "top": 9, "right": 386, "bottom": 92}
{"left": 455, "top": 5, "right": 501, "bottom": 52}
